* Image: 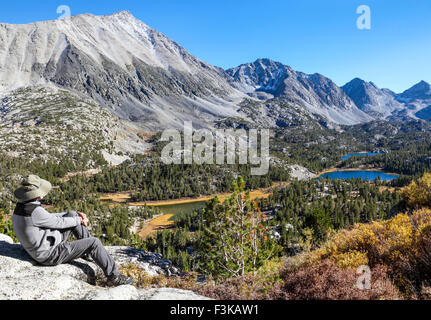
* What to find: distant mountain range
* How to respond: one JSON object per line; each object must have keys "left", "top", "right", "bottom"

{"left": 0, "top": 10, "right": 430, "bottom": 130}
{"left": 342, "top": 78, "right": 431, "bottom": 121}
{"left": 227, "top": 59, "right": 372, "bottom": 125}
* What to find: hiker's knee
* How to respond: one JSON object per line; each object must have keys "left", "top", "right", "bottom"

{"left": 89, "top": 237, "right": 102, "bottom": 248}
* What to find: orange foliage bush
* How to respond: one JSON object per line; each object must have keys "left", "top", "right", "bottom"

{"left": 297, "top": 207, "right": 431, "bottom": 297}
{"left": 401, "top": 173, "right": 431, "bottom": 208}
{"left": 280, "top": 260, "right": 400, "bottom": 300}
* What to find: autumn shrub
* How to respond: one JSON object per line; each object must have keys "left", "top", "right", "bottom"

{"left": 401, "top": 173, "right": 431, "bottom": 208}
{"left": 291, "top": 207, "right": 431, "bottom": 298}
{"left": 280, "top": 260, "right": 400, "bottom": 300}
{"left": 121, "top": 260, "right": 287, "bottom": 300}
{"left": 195, "top": 273, "right": 286, "bottom": 300}
{"left": 120, "top": 264, "right": 198, "bottom": 290}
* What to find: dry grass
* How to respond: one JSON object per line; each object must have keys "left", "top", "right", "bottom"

{"left": 288, "top": 207, "right": 431, "bottom": 299}
{"left": 99, "top": 192, "right": 131, "bottom": 203}
{"left": 120, "top": 264, "right": 198, "bottom": 290}
{"left": 138, "top": 214, "right": 175, "bottom": 238}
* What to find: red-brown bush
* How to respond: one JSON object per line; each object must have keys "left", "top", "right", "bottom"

{"left": 280, "top": 260, "right": 401, "bottom": 300}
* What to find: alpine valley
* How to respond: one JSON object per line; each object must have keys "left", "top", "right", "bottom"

{"left": 2, "top": 11, "right": 431, "bottom": 300}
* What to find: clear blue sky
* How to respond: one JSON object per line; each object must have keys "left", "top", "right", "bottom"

{"left": 0, "top": 0, "right": 430, "bottom": 93}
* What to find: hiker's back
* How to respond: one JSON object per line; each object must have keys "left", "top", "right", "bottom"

{"left": 12, "top": 203, "right": 61, "bottom": 263}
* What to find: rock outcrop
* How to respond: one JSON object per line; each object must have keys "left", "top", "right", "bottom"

{"left": 288, "top": 164, "right": 316, "bottom": 181}
{"left": 0, "top": 234, "right": 210, "bottom": 300}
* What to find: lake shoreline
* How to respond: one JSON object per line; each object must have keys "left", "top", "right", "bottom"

{"left": 100, "top": 181, "right": 290, "bottom": 207}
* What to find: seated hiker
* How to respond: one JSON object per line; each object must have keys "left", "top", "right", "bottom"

{"left": 12, "top": 174, "right": 136, "bottom": 287}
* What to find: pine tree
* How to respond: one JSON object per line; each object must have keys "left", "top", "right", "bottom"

{"left": 197, "top": 177, "right": 280, "bottom": 280}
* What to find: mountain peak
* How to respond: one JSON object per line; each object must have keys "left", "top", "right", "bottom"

{"left": 255, "top": 58, "right": 275, "bottom": 64}
{"left": 107, "top": 10, "right": 135, "bottom": 19}
{"left": 0, "top": 9, "right": 242, "bottom": 131}
{"left": 417, "top": 80, "right": 431, "bottom": 89}
{"left": 252, "top": 58, "right": 285, "bottom": 68}
{"left": 226, "top": 58, "right": 291, "bottom": 94}
{"left": 411, "top": 80, "right": 430, "bottom": 90}
{"left": 112, "top": 10, "right": 133, "bottom": 16}
{"left": 342, "top": 78, "right": 404, "bottom": 117}
{"left": 350, "top": 77, "right": 366, "bottom": 84}
{"left": 398, "top": 80, "right": 431, "bottom": 101}
{"left": 343, "top": 78, "right": 381, "bottom": 91}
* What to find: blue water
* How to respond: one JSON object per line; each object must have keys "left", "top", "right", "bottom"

{"left": 317, "top": 170, "right": 398, "bottom": 181}
{"left": 342, "top": 152, "right": 384, "bottom": 161}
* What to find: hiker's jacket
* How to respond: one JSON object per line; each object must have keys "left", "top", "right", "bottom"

{"left": 12, "top": 202, "right": 82, "bottom": 263}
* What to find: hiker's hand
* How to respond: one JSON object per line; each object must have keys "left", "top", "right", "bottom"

{"left": 77, "top": 211, "right": 87, "bottom": 220}
{"left": 81, "top": 216, "right": 89, "bottom": 227}
{"left": 78, "top": 212, "right": 88, "bottom": 227}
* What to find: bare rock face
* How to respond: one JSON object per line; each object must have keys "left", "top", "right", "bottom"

{"left": 0, "top": 234, "right": 210, "bottom": 300}
{"left": 342, "top": 78, "right": 405, "bottom": 119}
{"left": 288, "top": 165, "right": 316, "bottom": 181}
{"left": 103, "top": 247, "right": 181, "bottom": 277}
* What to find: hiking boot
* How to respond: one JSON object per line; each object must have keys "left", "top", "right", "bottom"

{"left": 81, "top": 254, "right": 94, "bottom": 263}
{"left": 107, "top": 274, "right": 136, "bottom": 287}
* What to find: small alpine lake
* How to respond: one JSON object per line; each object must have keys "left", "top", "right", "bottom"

{"left": 316, "top": 170, "right": 399, "bottom": 181}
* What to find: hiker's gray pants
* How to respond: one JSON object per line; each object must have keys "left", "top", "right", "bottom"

{"left": 42, "top": 212, "right": 120, "bottom": 277}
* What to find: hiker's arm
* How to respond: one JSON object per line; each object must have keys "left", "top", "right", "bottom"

{"left": 31, "top": 207, "right": 82, "bottom": 230}
{"left": 53, "top": 212, "right": 69, "bottom": 217}
{"left": 53, "top": 211, "right": 82, "bottom": 218}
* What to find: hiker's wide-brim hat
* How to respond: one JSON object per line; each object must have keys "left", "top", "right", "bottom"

{"left": 14, "top": 175, "right": 52, "bottom": 203}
